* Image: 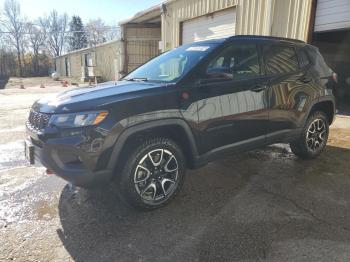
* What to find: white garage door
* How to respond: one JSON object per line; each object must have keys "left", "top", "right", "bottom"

{"left": 315, "top": 0, "right": 350, "bottom": 32}
{"left": 182, "top": 8, "right": 236, "bottom": 44}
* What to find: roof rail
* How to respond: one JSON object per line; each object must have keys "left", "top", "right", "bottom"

{"left": 226, "top": 35, "right": 306, "bottom": 44}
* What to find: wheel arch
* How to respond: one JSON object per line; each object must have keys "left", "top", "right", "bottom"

{"left": 107, "top": 119, "right": 199, "bottom": 172}
{"left": 306, "top": 97, "right": 336, "bottom": 125}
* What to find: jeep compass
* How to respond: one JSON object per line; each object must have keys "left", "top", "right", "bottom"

{"left": 25, "top": 36, "right": 336, "bottom": 210}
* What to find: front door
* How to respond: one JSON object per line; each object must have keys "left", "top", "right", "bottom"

{"left": 193, "top": 42, "right": 269, "bottom": 154}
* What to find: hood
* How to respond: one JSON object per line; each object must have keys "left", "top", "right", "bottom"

{"left": 32, "top": 80, "right": 164, "bottom": 113}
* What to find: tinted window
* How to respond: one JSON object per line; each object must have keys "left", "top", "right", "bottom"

{"left": 297, "top": 48, "right": 310, "bottom": 68}
{"left": 263, "top": 45, "right": 299, "bottom": 74}
{"left": 204, "top": 44, "right": 261, "bottom": 81}
{"left": 308, "top": 48, "right": 331, "bottom": 77}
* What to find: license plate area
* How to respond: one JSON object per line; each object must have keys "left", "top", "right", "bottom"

{"left": 24, "top": 140, "right": 35, "bottom": 164}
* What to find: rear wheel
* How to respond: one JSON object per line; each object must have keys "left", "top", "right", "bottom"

{"left": 290, "top": 111, "right": 329, "bottom": 159}
{"left": 117, "top": 138, "right": 186, "bottom": 210}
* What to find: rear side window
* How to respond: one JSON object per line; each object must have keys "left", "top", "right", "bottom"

{"left": 297, "top": 48, "right": 310, "bottom": 68}
{"left": 312, "top": 49, "right": 331, "bottom": 77}
{"left": 263, "top": 45, "right": 299, "bottom": 75}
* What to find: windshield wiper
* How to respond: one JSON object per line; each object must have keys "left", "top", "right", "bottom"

{"left": 125, "top": 77, "right": 148, "bottom": 82}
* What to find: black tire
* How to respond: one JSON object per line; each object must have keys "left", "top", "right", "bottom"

{"left": 116, "top": 137, "right": 186, "bottom": 211}
{"left": 290, "top": 111, "right": 329, "bottom": 159}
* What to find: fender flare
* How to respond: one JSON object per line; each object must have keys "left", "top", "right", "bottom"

{"left": 107, "top": 119, "right": 199, "bottom": 170}
{"left": 304, "top": 95, "right": 336, "bottom": 125}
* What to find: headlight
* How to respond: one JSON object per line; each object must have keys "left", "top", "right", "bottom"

{"left": 49, "top": 111, "right": 108, "bottom": 128}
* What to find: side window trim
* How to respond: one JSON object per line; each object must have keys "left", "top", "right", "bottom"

{"left": 257, "top": 44, "right": 267, "bottom": 76}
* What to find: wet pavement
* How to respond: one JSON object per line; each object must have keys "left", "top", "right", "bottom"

{"left": 1, "top": 85, "right": 350, "bottom": 262}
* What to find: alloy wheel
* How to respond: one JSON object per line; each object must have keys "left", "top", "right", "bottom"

{"left": 306, "top": 118, "right": 327, "bottom": 151}
{"left": 134, "top": 149, "right": 179, "bottom": 202}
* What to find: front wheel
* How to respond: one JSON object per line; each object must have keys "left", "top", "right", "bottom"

{"left": 290, "top": 111, "right": 329, "bottom": 159}
{"left": 117, "top": 138, "right": 186, "bottom": 211}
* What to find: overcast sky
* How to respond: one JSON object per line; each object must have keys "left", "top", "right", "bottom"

{"left": 0, "top": 0, "right": 163, "bottom": 25}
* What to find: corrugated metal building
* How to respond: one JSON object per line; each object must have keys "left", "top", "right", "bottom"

{"left": 119, "top": 5, "right": 162, "bottom": 74}
{"left": 160, "top": 0, "right": 313, "bottom": 51}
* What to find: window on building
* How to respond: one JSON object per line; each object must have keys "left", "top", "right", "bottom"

{"left": 263, "top": 45, "right": 299, "bottom": 74}
{"left": 204, "top": 44, "right": 261, "bottom": 81}
{"left": 85, "top": 53, "right": 93, "bottom": 67}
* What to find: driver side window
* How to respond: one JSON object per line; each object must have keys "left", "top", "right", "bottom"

{"left": 204, "top": 44, "right": 261, "bottom": 82}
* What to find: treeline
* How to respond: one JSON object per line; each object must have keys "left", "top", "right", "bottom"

{"left": 0, "top": 0, "right": 120, "bottom": 78}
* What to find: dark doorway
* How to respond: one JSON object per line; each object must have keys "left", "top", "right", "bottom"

{"left": 65, "top": 57, "right": 70, "bottom": 77}
{"left": 312, "top": 29, "right": 350, "bottom": 104}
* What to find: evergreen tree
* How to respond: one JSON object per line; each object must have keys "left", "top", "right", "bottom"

{"left": 68, "top": 16, "right": 87, "bottom": 51}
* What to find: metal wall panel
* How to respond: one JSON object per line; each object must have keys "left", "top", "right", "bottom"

{"left": 182, "top": 7, "right": 236, "bottom": 44}
{"left": 162, "top": 0, "right": 312, "bottom": 51}
{"left": 124, "top": 25, "right": 161, "bottom": 73}
{"left": 315, "top": 0, "right": 350, "bottom": 32}
{"left": 271, "top": 0, "right": 313, "bottom": 41}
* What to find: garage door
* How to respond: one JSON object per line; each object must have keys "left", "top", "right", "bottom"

{"left": 182, "top": 8, "right": 236, "bottom": 44}
{"left": 315, "top": 0, "right": 350, "bottom": 32}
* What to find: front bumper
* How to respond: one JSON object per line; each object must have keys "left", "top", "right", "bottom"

{"left": 25, "top": 125, "right": 112, "bottom": 187}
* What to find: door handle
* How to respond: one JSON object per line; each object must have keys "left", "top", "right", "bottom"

{"left": 251, "top": 85, "right": 267, "bottom": 92}
{"left": 301, "top": 77, "right": 312, "bottom": 83}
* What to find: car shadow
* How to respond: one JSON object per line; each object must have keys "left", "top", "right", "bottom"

{"left": 58, "top": 145, "right": 350, "bottom": 262}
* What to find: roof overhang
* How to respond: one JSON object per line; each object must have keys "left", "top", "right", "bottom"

{"left": 119, "top": 4, "right": 161, "bottom": 25}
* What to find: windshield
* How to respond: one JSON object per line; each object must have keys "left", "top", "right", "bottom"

{"left": 124, "top": 43, "right": 219, "bottom": 83}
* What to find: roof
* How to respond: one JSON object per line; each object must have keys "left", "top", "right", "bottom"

{"left": 119, "top": 4, "right": 161, "bottom": 25}
{"left": 54, "top": 39, "right": 121, "bottom": 58}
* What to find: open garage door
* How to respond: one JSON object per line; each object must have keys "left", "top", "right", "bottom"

{"left": 181, "top": 8, "right": 236, "bottom": 45}
{"left": 315, "top": 0, "right": 350, "bottom": 32}
{"left": 312, "top": 0, "right": 350, "bottom": 103}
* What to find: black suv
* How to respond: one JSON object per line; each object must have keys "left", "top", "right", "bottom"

{"left": 25, "top": 36, "right": 336, "bottom": 210}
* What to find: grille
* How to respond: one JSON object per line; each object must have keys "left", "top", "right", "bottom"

{"left": 28, "top": 110, "right": 50, "bottom": 130}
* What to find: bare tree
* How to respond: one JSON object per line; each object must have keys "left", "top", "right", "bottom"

{"left": 40, "top": 10, "right": 68, "bottom": 57}
{"left": 85, "top": 18, "right": 107, "bottom": 47}
{"left": 85, "top": 19, "right": 121, "bottom": 47}
{"left": 2, "top": 0, "right": 25, "bottom": 76}
{"left": 105, "top": 26, "right": 121, "bottom": 41}
{"left": 27, "top": 22, "right": 45, "bottom": 74}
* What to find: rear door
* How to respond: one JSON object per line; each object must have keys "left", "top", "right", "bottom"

{"left": 193, "top": 42, "right": 269, "bottom": 154}
{"left": 263, "top": 44, "right": 319, "bottom": 142}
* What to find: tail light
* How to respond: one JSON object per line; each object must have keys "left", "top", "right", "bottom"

{"left": 332, "top": 72, "right": 338, "bottom": 83}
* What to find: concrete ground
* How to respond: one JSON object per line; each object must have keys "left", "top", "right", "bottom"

{"left": 1, "top": 81, "right": 350, "bottom": 262}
